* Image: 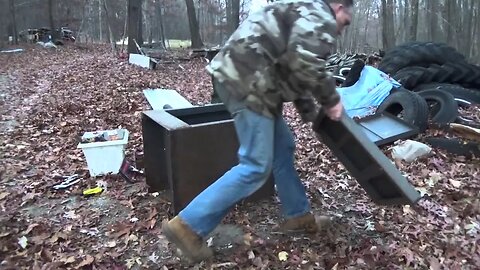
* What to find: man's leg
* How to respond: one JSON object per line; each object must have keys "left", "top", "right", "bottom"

{"left": 271, "top": 116, "right": 311, "bottom": 218}
{"left": 271, "top": 116, "right": 331, "bottom": 233}
{"left": 179, "top": 108, "right": 275, "bottom": 235}
{"left": 162, "top": 107, "right": 275, "bottom": 262}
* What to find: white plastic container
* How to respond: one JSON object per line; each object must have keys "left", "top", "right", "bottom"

{"left": 77, "top": 129, "right": 129, "bottom": 177}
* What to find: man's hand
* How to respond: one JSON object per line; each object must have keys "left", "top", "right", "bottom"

{"left": 324, "top": 101, "right": 344, "bottom": 121}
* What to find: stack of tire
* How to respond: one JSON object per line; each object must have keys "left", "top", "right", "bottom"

{"left": 327, "top": 53, "right": 367, "bottom": 86}
{"left": 376, "top": 42, "right": 480, "bottom": 132}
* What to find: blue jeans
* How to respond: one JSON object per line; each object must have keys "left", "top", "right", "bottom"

{"left": 179, "top": 84, "right": 311, "bottom": 237}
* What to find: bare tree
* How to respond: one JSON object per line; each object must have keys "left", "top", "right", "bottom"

{"left": 127, "top": 0, "right": 143, "bottom": 53}
{"left": 9, "top": 0, "right": 17, "bottom": 44}
{"left": 156, "top": 0, "right": 167, "bottom": 49}
{"left": 409, "top": 0, "right": 419, "bottom": 41}
{"left": 381, "top": 0, "right": 396, "bottom": 50}
{"left": 185, "top": 0, "right": 203, "bottom": 48}
{"left": 102, "top": 0, "right": 117, "bottom": 54}
{"left": 445, "top": 0, "right": 456, "bottom": 45}
{"left": 48, "top": 0, "right": 55, "bottom": 31}
{"left": 98, "top": 0, "right": 103, "bottom": 41}
{"left": 227, "top": 0, "right": 240, "bottom": 35}
{"left": 425, "top": 0, "right": 435, "bottom": 41}
{"left": 462, "top": 0, "right": 475, "bottom": 56}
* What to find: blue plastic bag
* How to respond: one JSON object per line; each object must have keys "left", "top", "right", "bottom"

{"left": 336, "top": 66, "right": 401, "bottom": 118}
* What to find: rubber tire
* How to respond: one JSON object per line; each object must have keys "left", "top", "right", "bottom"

{"left": 413, "top": 83, "right": 480, "bottom": 105}
{"left": 455, "top": 116, "right": 480, "bottom": 129}
{"left": 417, "top": 89, "right": 459, "bottom": 126}
{"left": 342, "top": 59, "right": 365, "bottom": 87}
{"left": 379, "top": 42, "right": 466, "bottom": 75}
{"left": 392, "top": 66, "right": 431, "bottom": 89}
{"left": 376, "top": 88, "right": 429, "bottom": 132}
{"left": 424, "top": 137, "right": 480, "bottom": 158}
{"left": 333, "top": 75, "right": 346, "bottom": 86}
{"left": 419, "top": 63, "right": 480, "bottom": 89}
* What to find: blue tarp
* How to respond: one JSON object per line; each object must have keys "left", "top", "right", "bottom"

{"left": 336, "top": 66, "right": 401, "bottom": 118}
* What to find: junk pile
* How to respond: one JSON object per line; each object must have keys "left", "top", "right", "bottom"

{"left": 328, "top": 42, "right": 480, "bottom": 157}
{"left": 80, "top": 129, "right": 127, "bottom": 143}
{"left": 378, "top": 42, "right": 480, "bottom": 128}
{"left": 77, "top": 129, "right": 130, "bottom": 177}
{"left": 327, "top": 52, "right": 383, "bottom": 86}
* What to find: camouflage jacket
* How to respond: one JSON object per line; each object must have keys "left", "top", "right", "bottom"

{"left": 206, "top": 0, "right": 340, "bottom": 118}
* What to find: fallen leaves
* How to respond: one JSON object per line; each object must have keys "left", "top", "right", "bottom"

{"left": 449, "top": 179, "right": 462, "bottom": 188}
{"left": 63, "top": 210, "right": 79, "bottom": 219}
{"left": 125, "top": 257, "right": 142, "bottom": 269}
{"left": 398, "top": 247, "right": 416, "bottom": 266}
{"left": 211, "top": 262, "right": 238, "bottom": 269}
{"left": 248, "top": 250, "right": 255, "bottom": 259}
{"left": 30, "top": 233, "right": 52, "bottom": 245}
{"left": 49, "top": 231, "right": 69, "bottom": 244}
{"left": 278, "top": 251, "right": 288, "bottom": 261}
{"left": 22, "top": 223, "right": 39, "bottom": 235}
{"left": 243, "top": 232, "right": 253, "bottom": 246}
{"left": 428, "top": 257, "right": 441, "bottom": 270}
{"left": 0, "top": 44, "right": 478, "bottom": 270}
{"left": 148, "top": 252, "right": 159, "bottom": 263}
{"left": 107, "top": 222, "right": 134, "bottom": 239}
{"left": 106, "top": 240, "right": 117, "bottom": 248}
{"left": 75, "top": 255, "right": 94, "bottom": 269}
{"left": 0, "top": 192, "right": 9, "bottom": 200}
{"left": 18, "top": 236, "right": 28, "bottom": 249}
{"left": 60, "top": 255, "right": 76, "bottom": 264}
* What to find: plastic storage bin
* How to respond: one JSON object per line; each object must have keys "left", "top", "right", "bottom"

{"left": 77, "top": 129, "right": 129, "bottom": 177}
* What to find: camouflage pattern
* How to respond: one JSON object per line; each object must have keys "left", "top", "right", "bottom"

{"left": 206, "top": 0, "right": 340, "bottom": 118}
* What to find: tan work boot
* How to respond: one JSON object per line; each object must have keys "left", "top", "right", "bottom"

{"left": 279, "top": 213, "right": 331, "bottom": 234}
{"left": 162, "top": 216, "right": 213, "bottom": 263}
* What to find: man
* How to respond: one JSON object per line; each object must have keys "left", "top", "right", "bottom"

{"left": 162, "top": 0, "right": 353, "bottom": 263}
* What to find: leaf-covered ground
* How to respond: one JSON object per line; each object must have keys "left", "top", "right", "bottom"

{"left": 0, "top": 44, "right": 479, "bottom": 270}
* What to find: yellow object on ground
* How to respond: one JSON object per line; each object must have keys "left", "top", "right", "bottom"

{"left": 83, "top": 186, "right": 103, "bottom": 196}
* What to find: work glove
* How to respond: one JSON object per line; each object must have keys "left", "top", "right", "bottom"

{"left": 294, "top": 96, "right": 318, "bottom": 123}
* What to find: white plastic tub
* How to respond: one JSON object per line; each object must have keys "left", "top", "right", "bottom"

{"left": 77, "top": 129, "right": 129, "bottom": 177}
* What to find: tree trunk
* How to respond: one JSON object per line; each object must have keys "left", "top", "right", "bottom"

{"left": 426, "top": 0, "right": 436, "bottom": 41}
{"left": 102, "top": 0, "right": 117, "bottom": 54}
{"left": 463, "top": 0, "right": 474, "bottom": 57}
{"left": 77, "top": 0, "right": 88, "bottom": 42}
{"left": 227, "top": 0, "right": 240, "bottom": 35}
{"left": 472, "top": 0, "right": 479, "bottom": 61}
{"left": 403, "top": 0, "right": 409, "bottom": 42}
{"left": 409, "top": 0, "right": 419, "bottom": 41}
{"left": 363, "top": 2, "right": 371, "bottom": 50}
{"left": 121, "top": 7, "right": 128, "bottom": 52}
{"left": 146, "top": 1, "right": 152, "bottom": 44}
{"left": 381, "top": 0, "right": 396, "bottom": 50}
{"left": 445, "top": 0, "right": 455, "bottom": 46}
{"left": 9, "top": 0, "right": 17, "bottom": 44}
{"left": 137, "top": 1, "right": 143, "bottom": 46}
{"left": 157, "top": 1, "right": 167, "bottom": 49}
{"left": 127, "top": 0, "right": 143, "bottom": 53}
{"left": 185, "top": 0, "right": 203, "bottom": 48}
{"left": 98, "top": 0, "right": 103, "bottom": 42}
{"left": 48, "top": 0, "right": 55, "bottom": 31}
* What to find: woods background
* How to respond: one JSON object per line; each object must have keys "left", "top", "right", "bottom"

{"left": 1, "top": 0, "right": 479, "bottom": 63}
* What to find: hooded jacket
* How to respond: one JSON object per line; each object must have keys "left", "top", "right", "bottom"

{"left": 206, "top": 0, "right": 340, "bottom": 118}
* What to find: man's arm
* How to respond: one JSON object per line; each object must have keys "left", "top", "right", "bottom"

{"left": 293, "top": 94, "right": 318, "bottom": 122}
{"left": 285, "top": 3, "right": 340, "bottom": 110}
